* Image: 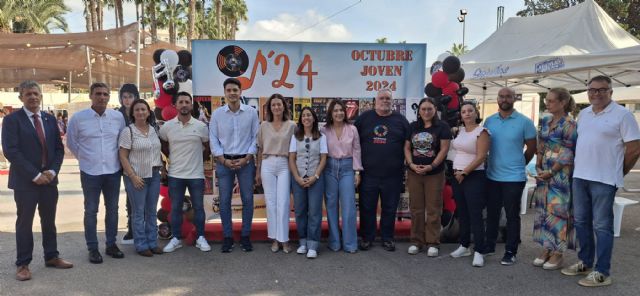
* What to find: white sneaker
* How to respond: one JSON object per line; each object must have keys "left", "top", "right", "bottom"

{"left": 450, "top": 245, "right": 472, "bottom": 258}
{"left": 195, "top": 236, "right": 211, "bottom": 252}
{"left": 163, "top": 237, "right": 183, "bottom": 253}
{"left": 427, "top": 247, "right": 439, "bottom": 257}
{"left": 297, "top": 245, "right": 308, "bottom": 254}
{"left": 407, "top": 245, "right": 422, "bottom": 255}
{"left": 472, "top": 252, "right": 485, "bottom": 267}
{"left": 306, "top": 249, "right": 317, "bottom": 259}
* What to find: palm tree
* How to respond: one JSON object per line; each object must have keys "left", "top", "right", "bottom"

{"left": 187, "top": 0, "right": 196, "bottom": 48}
{"left": 449, "top": 43, "right": 469, "bottom": 56}
{"left": 1, "top": 0, "right": 69, "bottom": 33}
{"left": 376, "top": 37, "right": 388, "bottom": 43}
{"left": 221, "top": 0, "right": 247, "bottom": 40}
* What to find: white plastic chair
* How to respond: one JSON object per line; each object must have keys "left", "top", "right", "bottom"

{"left": 613, "top": 196, "right": 639, "bottom": 237}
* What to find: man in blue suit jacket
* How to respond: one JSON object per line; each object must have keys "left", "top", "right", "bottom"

{"left": 1, "top": 81, "right": 73, "bottom": 281}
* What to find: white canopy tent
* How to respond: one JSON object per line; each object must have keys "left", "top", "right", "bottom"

{"left": 460, "top": 0, "right": 640, "bottom": 97}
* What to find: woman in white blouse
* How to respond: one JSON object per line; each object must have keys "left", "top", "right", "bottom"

{"left": 321, "top": 100, "right": 362, "bottom": 253}
{"left": 256, "top": 94, "right": 296, "bottom": 253}
{"left": 119, "top": 99, "right": 164, "bottom": 257}
{"left": 289, "top": 107, "right": 327, "bottom": 259}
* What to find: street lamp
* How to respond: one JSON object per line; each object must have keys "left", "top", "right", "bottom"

{"left": 458, "top": 9, "right": 468, "bottom": 49}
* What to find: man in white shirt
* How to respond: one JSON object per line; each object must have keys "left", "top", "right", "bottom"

{"left": 67, "top": 82, "right": 126, "bottom": 264}
{"left": 160, "top": 92, "right": 212, "bottom": 253}
{"left": 209, "top": 78, "right": 259, "bottom": 253}
{"left": 562, "top": 75, "right": 640, "bottom": 287}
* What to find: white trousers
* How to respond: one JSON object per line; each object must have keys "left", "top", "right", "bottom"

{"left": 261, "top": 156, "right": 291, "bottom": 242}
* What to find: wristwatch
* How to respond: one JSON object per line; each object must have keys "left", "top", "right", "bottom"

{"left": 355, "top": 171, "right": 360, "bottom": 176}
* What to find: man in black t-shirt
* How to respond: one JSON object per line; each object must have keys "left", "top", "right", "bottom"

{"left": 354, "top": 89, "right": 410, "bottom": 251}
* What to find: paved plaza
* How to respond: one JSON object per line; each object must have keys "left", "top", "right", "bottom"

{"left": 0, "top": 160, "right": 639, "bottom": 295}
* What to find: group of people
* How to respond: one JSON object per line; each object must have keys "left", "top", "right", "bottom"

{"left": 3, "top": 76, "right": 639, "bottom": 288}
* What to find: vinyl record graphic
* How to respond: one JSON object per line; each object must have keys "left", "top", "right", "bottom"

{"left": 217, "top": 45, "right": 249, "bottom": 77}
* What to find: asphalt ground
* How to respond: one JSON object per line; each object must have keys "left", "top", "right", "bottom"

{"left": 0, "top": 159, "right": 639, "bottom": 295}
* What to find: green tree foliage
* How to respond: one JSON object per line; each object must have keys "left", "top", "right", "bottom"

{"left": 517, "top": 0, "right": 639, "bottom": 39}
{"left": 0, "top": 0, "right": 69, "bottom": 33}
{"left": 449, "top": 43, "right": 469, "bottom": 56}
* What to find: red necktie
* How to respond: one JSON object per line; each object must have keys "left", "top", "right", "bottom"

{"left": 33, "top": 113, "right": 48, "bottom": 167}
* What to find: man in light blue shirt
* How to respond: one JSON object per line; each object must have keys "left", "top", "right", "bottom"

{"left": 484, "top": 87, "right": 537, "bottom": 266}
{"left": 209, "top": 78, "right": 259, "bottom": 253}
{"left": 67, "top": 82, "right": 126, "bottom": 264}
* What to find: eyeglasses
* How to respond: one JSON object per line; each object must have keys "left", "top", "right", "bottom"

{"left": 587, "top": 88, "right": 610, "bottom": 95}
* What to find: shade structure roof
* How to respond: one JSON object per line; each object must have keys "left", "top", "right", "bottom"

{"left": 0, "top": 23, "right": 185, "bottom": 91}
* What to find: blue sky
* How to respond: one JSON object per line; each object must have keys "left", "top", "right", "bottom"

{"left": 62, "top": 0, "right": 524, "bottom": 64}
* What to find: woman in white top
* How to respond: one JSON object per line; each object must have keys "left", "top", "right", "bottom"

{"left": 119, "top": 99, "right": 164, "bottom": 257}
{"left": 289, "top": 107, "right": 327, "bottom": 259}
{"left": 449, "top": 101, "right": 491, "bottom": 267}
{"left": 256, "top": 94, "right": 296, "bottom": 253}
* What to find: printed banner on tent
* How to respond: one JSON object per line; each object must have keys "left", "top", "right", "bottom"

{"left": 192, "top": 40, "right": 426, "bottom": 111}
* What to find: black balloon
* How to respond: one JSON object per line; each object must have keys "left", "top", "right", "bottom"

{"left": 424, "top": 83, "right": 442, "bottom": 97}
{"left": 457, "top": 87, "right": 469, "bottom": 97}
{"left": 438, "top": 95, "right": 452, "bottom": 106}
{"left": 448, "top": 67, "right": 465, "bottom": 83}
{"left": 177, "top": 50, "right": 192, "bottom": 67}
{"left": 442, "top": 56, "right": 461, "bottom": 74}
{"left": 153, "top": 49, "right": 165, "bottom": 64}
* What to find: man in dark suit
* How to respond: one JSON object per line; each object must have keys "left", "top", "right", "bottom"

{"left": 1, "top": 80, "right": 73, "bottom": 281}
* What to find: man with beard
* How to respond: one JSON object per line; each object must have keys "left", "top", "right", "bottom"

{"left": 484, "top": 87, "right": 537, "bottom": 265}
{"left": 67, "top": 82, "right": 126, "bottom": 263}
{"left": 355, "top": 89, "right": 410, "bottom": 251}
{"left": 159, "top": 92, "right": 211, "bottom": 253}
{"left": 209, "top": 78, "right": 259, "bottom": 253}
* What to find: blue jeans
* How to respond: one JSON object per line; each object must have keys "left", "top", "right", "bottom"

{"left": 124, "top": 169, "right": 161, "bottom": 252}
{"left": 292, "top": 174, "right": 324, "bottom": 251}
{"left": 168, "top": 177, "right": 205, "bottom": 239}
{"left": 572, "top": 178, "right": 617, "bottom": 276}
{"left": 324, "top": 157, "right": 358, "bottom": 252}
{"left": 216, "top": 160, "right": 255, "bottom": 237}
{"left": 80, "top": 170, "right": 121, "bottom": 251}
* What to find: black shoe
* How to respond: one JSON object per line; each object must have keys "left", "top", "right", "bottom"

{"left": 240, "top": 236, "right": 253, "bottom": 252}
{"left": 358, "top": 240, "right": 372, "bottom": 251}
{"left": 382, "top": 240, "right": 396, "bottom": 252}
{"left": 501, "top": 252, "right": 517, "bottom": 266}
{"left": 105, "top": 245, "right": 125, "bottom": 259}
{"left": 88, "top": 250, "right": 103, "bottom": 264}
{"left": 121, "top": 231, "right": 134, "bottom": 245}
{"left": 221, "top": 237, "right": 234, "bottom": 253}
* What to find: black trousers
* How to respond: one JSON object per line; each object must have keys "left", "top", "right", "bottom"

{"left": 14, "top": 186, "right": 59, "bottom": 266}
{"left": 486, "top": 179, "right": 525, "bottom": 254}
{"left": 358, "top": 174, "right": 403, "bottom": 242}
{"left": 452, "top": 170, "right": 488, "bottom": 254}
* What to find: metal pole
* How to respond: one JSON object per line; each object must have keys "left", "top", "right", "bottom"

{"left": 136, "top": 22, "right": 141, "bottom": 88}
{"left": 68, "top": 71, "right": 72, "bottom": 103}
{"left": 86, "top": 46, "right": 93, "bottom": 87}
{"left": 462, "top": 19, "right": 466, "bottom": 49}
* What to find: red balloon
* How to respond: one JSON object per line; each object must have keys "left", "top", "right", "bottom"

{"left": 160, "top": 196, "right": 171, "bottom": 211}
{"left": 447, "top": 93, "right": 460, "bottom": 110}
{"left": 162, "top": 105, "right": 178, "bottom": 121}
{"left": 160, "top": 185, "right": 169, "bottom": 198}
{"left": 431, "top": 71, "right": 449, "bottom": 89}
{"left": 181, "top": 220, "right": 197, "bottom": 245}
{"left": 154, "top": 84, "right": 173, "bottom": 108}
{"left": 443, "top": 82, "right": 460, "bottom": 110}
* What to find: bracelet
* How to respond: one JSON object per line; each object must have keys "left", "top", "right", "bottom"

{"left": 314, "top": 174, "right": 320, "bottom": 180}
{"left": 355, "top": 171, "right": 360, "bottom": 176}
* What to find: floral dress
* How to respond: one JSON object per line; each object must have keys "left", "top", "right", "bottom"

{"left": 532, "top": 115, "right": 578, "bottom": 251}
